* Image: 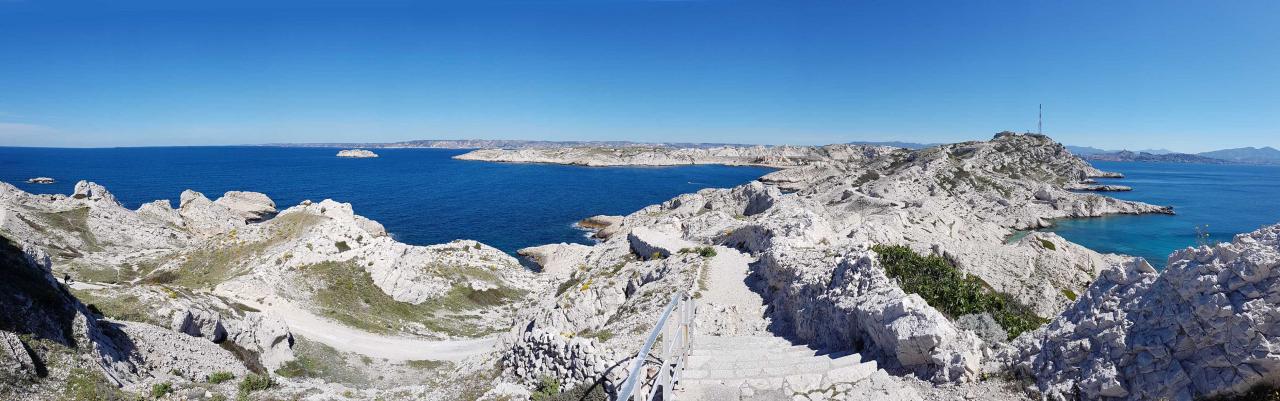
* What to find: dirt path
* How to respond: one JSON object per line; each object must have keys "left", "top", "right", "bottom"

{"left": 219, "top": 289, "right": 496, "bottom": 362}
{"left": 693, "top": 246, "right": 769, "bottom": 335}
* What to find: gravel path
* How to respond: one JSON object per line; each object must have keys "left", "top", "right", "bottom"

{"left": 221, "top": 289, "right": 496, "bottom": 362}
{"left": 693, "top": 246, "right": 770, "bottom": 335}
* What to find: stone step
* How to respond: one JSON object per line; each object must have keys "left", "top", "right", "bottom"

{"left": 684, "top": 353, "right": 864, "bottom": 379}
{"left": 687, "top": 345, "right": 818, "bottom": 358}
{"left": 690, "top": 336, "right": 795, "bottom": 349}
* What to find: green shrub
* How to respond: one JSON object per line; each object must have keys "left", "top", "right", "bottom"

{"left": 207, "top": 371, "right": 235, "bottom": 384}
{"left": 150, "top": 382, "right": 172, "bottom": 398}
{"left": 679, "top": 246, "right": 717, "bottom": 258}
{"left": 872, "top": 244, "right": 1048, "bottom": 340}
{"left": 237, "top": 374, "right": 273, "bottom": 396}
{"left": 1038, "top": 238, "right": 1057, "bottom": 251}
{"left": 649, "top": 251, "right": 664, "bottom": 260}
{"left": 530, "top": 376, "right": 561, "bottom": 401}
{"left": 334, "top": 241, "right": 351, "bottom": 253}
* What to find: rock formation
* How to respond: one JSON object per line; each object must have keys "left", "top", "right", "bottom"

{"left": 337, "top": 149, "right": 379, "bottom": 158}
{"left": 1007, "top": 223, "right": 1280, "bottom": 401}
{"left": 455, "top": 144, "right": 897, "bottom": 168}
{"left": 26, "top": 177, "right": 55, "bottom": 184}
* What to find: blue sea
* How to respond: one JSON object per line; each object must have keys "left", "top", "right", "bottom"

{"left": 1047, "top": 161, "right": 1280, "bottom": 267}
{"left": 0, "top": 146, "right": 771, "bottom": 253}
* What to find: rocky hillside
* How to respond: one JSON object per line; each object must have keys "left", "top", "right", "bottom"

{"left": 455, "top": 144, "right": 898, "bottom": 168}
{"left": 1006, "top": 222, "right": 1280, "bottom": 400}
{"left": 0, "top": 181, "right": 541, "bottom": 400}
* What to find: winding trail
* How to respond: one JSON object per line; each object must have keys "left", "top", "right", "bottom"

{"left": 218, "top": 289, "right": 496, "bottom": 362}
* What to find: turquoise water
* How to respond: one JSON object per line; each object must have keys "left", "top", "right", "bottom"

{"left": 1045, "top": 161, "right": 1280, "bottom": 267}
{"left": 0, "top": 146, "right": 771, "bottom": 253}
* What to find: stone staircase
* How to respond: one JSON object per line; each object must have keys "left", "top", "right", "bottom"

{"left": 676, "top": 335, "right": 920, "bottom": 401}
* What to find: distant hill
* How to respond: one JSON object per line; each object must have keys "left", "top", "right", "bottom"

{"left": 1198, "top": 146, "right": 1280, "bottom": 164}
{"left": 1065, "top": 145, "right": 1111, "bottom": 156}
{"left": 847, "top": 141, "right": 940, "bottom": 149}
{"left": 1083, "top": 150, "right": 1230, "bottom": 164}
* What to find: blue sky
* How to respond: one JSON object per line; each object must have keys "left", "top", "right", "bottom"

{"left": 1, "top": 1, "right": 1277, "bottom": 152}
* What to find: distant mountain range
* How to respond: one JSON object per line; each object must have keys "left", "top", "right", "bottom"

{"left": 1066, "top": 145, "right": 1280, "bottom": 165}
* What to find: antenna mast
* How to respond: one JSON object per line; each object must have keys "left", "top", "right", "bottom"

{"left": 1038, "top": 104, "right": 1043, "bottom": 135}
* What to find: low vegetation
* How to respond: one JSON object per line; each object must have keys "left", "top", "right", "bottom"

{"left": 207, "top": 371, "right": 236, "bottom": 384}
{"left": 303, "top": 261, "right": 522, "bottom": 336}
{"left": 63, "top": 367, "right": 140, "bottom": 401}
{"left": 1038, "top": 238, "right": 1057, "bottom": 251}
{"left": 678, "top": 246, "right": 717, "bottom": 258}
{"left": 149, "top": 382, "right": 172, "bottom": 398}
{"left": 872, "top": 244, "right": 1047, "bottom": 339}
{"left": 237, "top": 374, "right": 273, "bottom": 397}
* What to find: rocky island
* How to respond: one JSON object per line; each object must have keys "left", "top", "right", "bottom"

{"left": 26, "top": 177, "right": 55, "bottom": 184}
{"left": 4, "top": 132, "right": 1277, "bottom": 401}
{"left": 337, "top": 149, "right": 379, "bottom": 158}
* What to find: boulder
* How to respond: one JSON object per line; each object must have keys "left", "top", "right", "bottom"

{"left": 214, "top": 191, "right": 277, "bottom": 222}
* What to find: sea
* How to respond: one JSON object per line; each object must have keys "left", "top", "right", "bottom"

{"left": 3, "top": 148, "right": 1277, "bottom": 267}
{"left": 1046, "top": 161, "right": 1280, "bottom": 268}
{"left": 0, "top": 146, "right": 772, "bottom": 253}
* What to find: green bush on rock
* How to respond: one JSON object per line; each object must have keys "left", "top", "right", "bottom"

{"left": 872, "top": 244, "right": 1048, "bottom": 340}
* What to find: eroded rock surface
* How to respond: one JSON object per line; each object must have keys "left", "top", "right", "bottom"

{"left": 1008, "top": 223, "right": 1280, "bottom": 401}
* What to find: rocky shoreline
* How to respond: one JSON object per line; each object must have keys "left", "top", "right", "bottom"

{"left": 3, "top": 132, "right": 1276, "bottom": 401}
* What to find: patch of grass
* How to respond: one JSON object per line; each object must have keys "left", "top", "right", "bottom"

{"left": 404, "top": 359, "right": 446, "bottom": 370}
{"left": 303, "top": 261, "right": 522, "bottom": 336}
{"left": 580, "top": 329, "right": 613, "bottom": 342}
{"left": 72, "top": 292, "right": 162, "bottom": 326}
{"left": 237, "top": 374, "right": 273, "bottom": 397}
{"left": 63, "top": 367, "right": 140, "bottom": 401}
{"left": 679, "top": 247, "right": 717, "bottom": 258}
{"left": 873, "top": 244, "right": 1048, "bottom": 340}
{"left": 1061, "top": 289, "right": 1077, "bottom": 302}
{"left": 37, "top": 207, "right": 102, "bottom": 252}
{"left": 1038, "top": 238, "right": 1057, "bottom": 251}
{"left": 334, "top": 241, "right": 351, "bottom": 253}
{"left": 208, "top": 371, "right": 236, "bottom": 384}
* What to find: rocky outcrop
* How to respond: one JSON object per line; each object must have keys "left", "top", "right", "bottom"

{"left": 336, "top": 149, "right": 379, "bottom": 158}
{"left": 214, "top": 191, "right": 277, "bottom": 222}
{"left": 518, "top": 243, "right": 593, "bottom": 276}
{"left": 576, "top": 215, "right": 623, "bottom": 240}
{"left": 1010, "top": 223, "right": 1280, "bottom": 401}
{"left": 627, "top": 226, "right": 696, "bottom": 259}
{"left": 25, "top": 177, "right": 54, "bottom": 184}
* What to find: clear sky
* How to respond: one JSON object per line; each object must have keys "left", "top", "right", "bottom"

{"left": 1, "top": 1, "right": 1277, "bottom": 152}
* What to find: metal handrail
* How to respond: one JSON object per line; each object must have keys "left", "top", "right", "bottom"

{"left": 615, "top": 291, "right": 695, "bottom": 401}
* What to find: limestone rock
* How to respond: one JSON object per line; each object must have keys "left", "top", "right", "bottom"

{"left": 1010, "top": 223, "right": 1280, "bottom": 400}
{"left": 214, "top": 191, "right": 277, "bottom": 222}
